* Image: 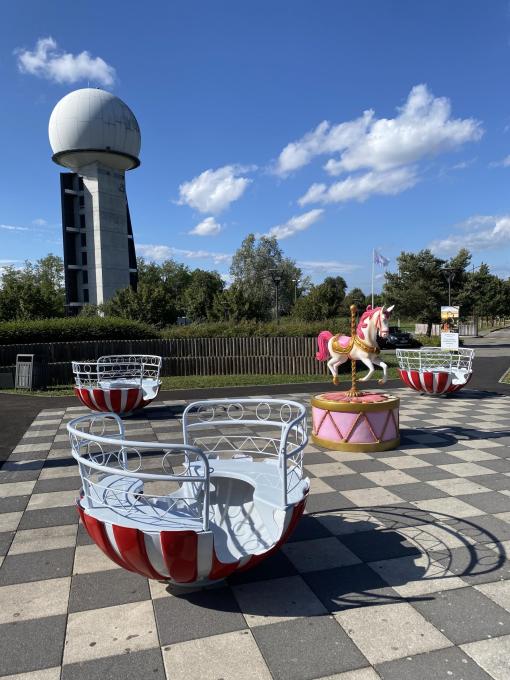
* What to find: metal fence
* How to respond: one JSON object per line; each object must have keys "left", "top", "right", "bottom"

{"left": 0, "top": 337, "right": 329, "bottom": 385}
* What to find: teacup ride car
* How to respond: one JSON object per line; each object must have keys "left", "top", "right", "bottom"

{"left": 72, "top": 355, "right": 162, "bottom": 416}
{"left": 67, "top": 398, "right": 309, "bottom": 586}
{"left": 396, "top": 347, "right": 474, "bottom": 395}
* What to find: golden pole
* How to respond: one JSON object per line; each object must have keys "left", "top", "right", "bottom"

{"left": 346, "top": 304, "right": 362, "bottom": 397}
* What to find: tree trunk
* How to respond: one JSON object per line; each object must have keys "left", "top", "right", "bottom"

{"left": 427, "top": 321, "right": 432, "bottom": 337}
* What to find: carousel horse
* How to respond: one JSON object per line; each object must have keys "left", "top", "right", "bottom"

{"left": 316, "top": 305, "right": 395, "bottom": 385}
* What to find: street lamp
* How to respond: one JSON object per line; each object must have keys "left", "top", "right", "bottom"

{"left": 269, "top": 269, "right": 282, "bottom": 324}
{"left": 441, "top": 267, "right": 457, "bottom": 306}
{"left": 292, "top": 278, "right": 298, "bottom": 305}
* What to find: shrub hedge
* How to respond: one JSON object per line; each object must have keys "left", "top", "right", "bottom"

{"left": 0, "top": 317, "right": 160, "bottom": 345}
{"left": 162, "top": 318, "right": 352, "bottom": 338}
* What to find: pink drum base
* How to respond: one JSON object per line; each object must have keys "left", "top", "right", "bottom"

{"left": 311, "top": 392, "right": 400, "bottom": 452}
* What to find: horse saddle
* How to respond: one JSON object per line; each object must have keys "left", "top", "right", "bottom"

{"left": 332, "top": 334, "right": 354, "bottom": 354}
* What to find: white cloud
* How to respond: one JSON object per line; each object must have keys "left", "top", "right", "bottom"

{"left": 138, "top": 243, "right": 231, "bottom": 265}
{"left": 489, "top": 155, "right": 510, "bottom": 168}
{"left": 189, "top": 216, "right": 222, "bottom": 236}
{"left": 32, "top": 218, "right": 47, "bottom": 226}
{"left": 265, "top": 209, "right": 324, "bottom": 240}
{"left": 0, "top": 224, "right": 30, "bottom": 231}
{"left": 299, "top": 260, "right": 362, "bottom": 275}
{"left": 276, "top": 85, "right": 482, "bottom": 178}
{"left": 275, "top": 113, "right": 373, "bottom": 176}
{"left": 429, "top": 215, "right": 510, "bottom": 255}
{"left": 178, "top": 165, "right": 252, "bottom": 214}
{"left": 15, "top": 37, "right": 115, "bottom": 87}
{"left": 299, "top": 167, "right": 418, "bottom": 206}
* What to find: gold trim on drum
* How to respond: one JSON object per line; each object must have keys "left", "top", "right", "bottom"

{"left": 311, "top": 433, "right": 400, "bottom": 452}
{"left": 311, "top": 394, "right": 400, "bottom": 413}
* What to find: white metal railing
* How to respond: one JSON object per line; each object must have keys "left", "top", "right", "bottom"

{"left": 67, "top": 412, "right": 210, "bottom": 531}
{"left": 182, "top": 398, "right": 307, "bottom": 506}
{"left": 396, "top": 348, "right": 474, "bottom": 374}
{"left": 72, "top": 354, "right": 162, "bottom": 389}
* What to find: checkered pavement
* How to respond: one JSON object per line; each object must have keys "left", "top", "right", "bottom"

{"left": 2, "top": 388, "right": 510, "bottom": 679}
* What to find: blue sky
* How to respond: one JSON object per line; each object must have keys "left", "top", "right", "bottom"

{"left": 1, "top": 1, "right": 510, "bottom": 292}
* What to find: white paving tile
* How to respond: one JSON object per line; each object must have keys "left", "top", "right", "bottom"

{"left": 461, "top": 634, "right": 510, "bottom": 680}
{"left": 162, "top": 629, "right": 272, "bottom": 680}
{"left": 336, "top": 602, "right": 451, "bottom": 664}
{"left": 64, "top": 601, "right": 158, "bottom": 664}
{"left": 0, "top": 577, "right": 70, "bottom": 624}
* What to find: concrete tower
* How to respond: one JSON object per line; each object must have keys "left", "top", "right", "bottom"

{"left": 49, "top": 88, "right": 141, "bottom": 313}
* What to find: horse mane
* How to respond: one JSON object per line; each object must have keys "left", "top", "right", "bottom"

{"left": 356, "top": 306, "right": 381, "bottom": 340}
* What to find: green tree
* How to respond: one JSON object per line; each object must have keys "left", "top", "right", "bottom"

{"left": 103, "top": 258, "right": 192, "bottom": 326}
{"left": 0, "top": 254, "right": 65, "bottom": 321}
{"left": 383, "top": 250, "right": 446, "bottom": 335}
{"left": 292, "top": 276, "right": 347, "bottom": 321}
{"left": 342, "top": 287, "right": 368, "bottom": 314}
{"left": 229, "top": 234, "right": 302, "bottom": 321}
{"left": 182, "top": 269, "right": 224, "bottom": 322}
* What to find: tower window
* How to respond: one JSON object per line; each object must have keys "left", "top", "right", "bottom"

{"left": 82, "top": 251, "right": 87, "bottom": 266}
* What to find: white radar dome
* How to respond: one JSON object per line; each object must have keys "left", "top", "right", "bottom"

{"left": 49, "top": 88, "right": 141, "bottom": 171}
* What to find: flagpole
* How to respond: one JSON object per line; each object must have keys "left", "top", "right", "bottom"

{"left": 371, "top": 248, "right": 375, "bottom": 308}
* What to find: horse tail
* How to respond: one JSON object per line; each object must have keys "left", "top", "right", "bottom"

{"left": 316, "top": 331, "right": 334, "bottom": 361}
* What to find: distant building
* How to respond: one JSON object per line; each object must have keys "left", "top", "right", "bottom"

{"left": 48, "top": 88, "right": 141, "bottom": 314}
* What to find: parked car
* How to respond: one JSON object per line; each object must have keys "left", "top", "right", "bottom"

{"left": 378, "top": 326, "right": 422, "bottom": 350}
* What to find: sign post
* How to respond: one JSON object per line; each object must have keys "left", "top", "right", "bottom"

{"left": 440, "top": 306, "right": 460, "bottom": 350}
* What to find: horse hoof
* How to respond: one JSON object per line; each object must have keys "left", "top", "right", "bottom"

{"left": 333, "top": 377, "right": 339, "bottom": 385}
{"left": 378, "top": 379, "right": 386, "bottom": 385}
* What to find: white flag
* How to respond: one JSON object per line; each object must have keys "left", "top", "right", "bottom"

{"left": 374, "top": 250, "right": 389, "bottom": 267}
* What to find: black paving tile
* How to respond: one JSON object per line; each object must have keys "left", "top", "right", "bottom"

{"left": 7, "top": 449, "right": 49, "bottom": 461}
{"left": 62, "top": 648, "right": 166, "bottom": 680}
{"left": 376, "top": 646, "right": 493, "bottom": 680}
{"left": 419, "top": 452, "right": 471, "bottom": 466}
{"left": 0, "top": 468, "right": 41, "bottom": 483}
{"left": 442, "top": 546, "right": 510, "bottom": 585}
{"left": 388, "top": 482, "right": 447, "bottom": 502}
{"left": 252, "top": 615, "right": 367, "bottom": 680}
{"left": 325, "top": 474, "right": 378, "bottom": 491}
{"left": 34, "top": 476, "right": 81, "bottom": 494}
{"left": 0, "top": 614, "right": 67, "bottom": 676}
{"left": 340, "top": 529, "right": 421, "bottom": 563}
{"left": 18, "top": 506, "right": 78, "bottom": 530}
{"left": 153, "top": 586, "right": 246, "bottom": 645}
{"left": 468, "top": 474, "right": 510, "bottom": 491}
{"left": 344, "top": 459, "right": 393, "bottom": 473}
{"left": 457, "top": 491, "right": 510, "bottom": 515}
{"left": 69, "top": 569, "right": 151, "bottom": 613}
{"left": 460, "top": 514, "right": 510, "bottom": 544}
{"left": 412, "top": 586, "right": 510, "bottom": 644}
{"left": 286, "top": 514, "right": 333, "bottom": 543}
{"left": 0, "top": 547, "right": 75, "bottom": 586}
{"left": 303, "top": 452, "right": 341, "bottom": 466}
{"left": 228, "top": 550, "right": 298, "bottom": 585}
{"left": 403, "top": 466, "right": 457, "bottom": 482}
{"left": 0, "top": 531, "right": 14, "bottom": 556}
{"left": 303, "top": 563, "right": 401, "bottom": 612}
{"left": 76, "top": 523, "right": 94, "bottom": 545}
{"left": 480, "top": 458, "right": 510, "bottom": 473}
{"left": 0, "top": 495, "right": 29, "bottom": 514}
{"left": 305, "top": 491, "right": 355, "bottom": 514}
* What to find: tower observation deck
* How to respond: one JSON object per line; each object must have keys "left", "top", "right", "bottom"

{"left": 49, "top": 88, "right": 141, "bottom": 313}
